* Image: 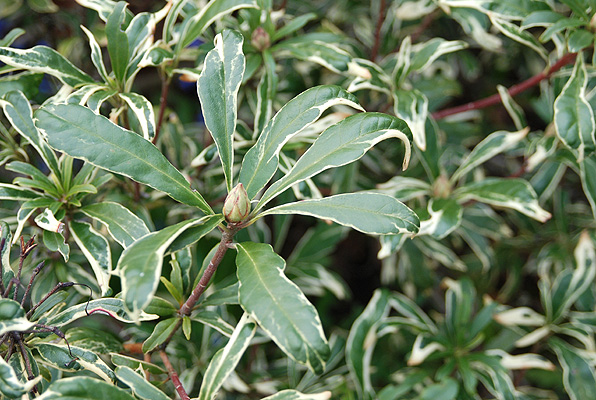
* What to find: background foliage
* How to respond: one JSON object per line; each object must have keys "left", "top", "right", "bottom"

{"left": 1, "top": 0, "right": 596, "bottom": 399}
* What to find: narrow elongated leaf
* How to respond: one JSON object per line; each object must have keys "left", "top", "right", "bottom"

{"left": 490, "top": 16, "right": 547, "bottom": 59}
{"left": 497, "top": 85, "right": 526, "bottom": 130}
{"left": 198, "top": 30, "right": 244, "bottom": 192}
{"left": 177, "top": 0, "right": 258, "bottom": 50}
{"left": 35, "top": 343, "right": 115, "bottom": 381}
{"left": 69, "top": 221, "right": 112, "bottom": 295}
{"left": 451, "top": 128, "right": 529, "bottom": 182}
{"left": 0, "top": 90, "right": 61, "bottom": 177}
{"left": 0, "top": 299, "right": 34, "bottom": 335}
{"left": 106, "top": 2, "right": 129, "bottom": 83}
{"left": 115, "top": 366, "right": 170, "bottom": 400}
{"left": 418, "top": 198, "right": 462, "bottom": 239}
{"left": 454, "top": 178, "right": 551, "bottom": 222}
{"left": 554, "top": 55, "right": 595, "bottom": 161}
{"left": 0, "top": 46, "right": 94, "bottom": 87}
{"left": 240, "top": 85, "right": 363, "bottom": 199}
{"left": 262, "top": 192, "right": 419, "bottom": 235}
{"left": 37, "top": 376, "right": 135, "bottom": 400}
{"left": 393, "top": 89, "right": 428, "bottom": 150}
{"left": 550, "top": 339, "right": 596, "bottom": 400}
{"left": 35, "top": 103, "right": 213, "bottom": 214}
{"left": 192, "top": 310, "right": 234, "bottom": 336}
{"left": 261, "top": 390, "right": 332, "bottom": 400}
{"left": 410, "top": 38, "right": 468, "bottom": 73}
{"left": 142, "top": 318, "right": 179, "bottom": 353}
{"left": 111, "top": 354, "right": 165, "bottom": 374}
{"left": 580, "top": 154, "right": 596, "bottom": 218}
{"left": 43, "top": 298, "right": 158, "bottom": 327}
{"left": 119, "top": 92, "right": 156, "bottom": 141}
{"left": 346, "top": 289, "right": 391, "bottom": 400}
{"left": 0, "top": 28, "right": 24, "bottom": 47}
{"left": 0, "top": 356, "right": 41, "bottom": 398}
{"left": 119, "top": 215, "right": 222, "bottom": 319}
{"left": 80, "top": 25, "right": 110, "bottom": 82}
{"left": 80, "top": 202, "right": 150, "bottom": 248}
{"left": 236, "top": 242, "right": 330, "bottom": 374}
{"left": 198, "top": 314, "right": 256, "bottom": 400}
{"left": 273, "top": 39, "right": 355, "bottom": 75}
{"left": 257, "top": 113, "right": 411, "bottom": 211}
{"left": 0, "top": 183, "right": 40, "bottom": 200}
{"left": 390, "top": 292, "right": 437, "bottom": 334}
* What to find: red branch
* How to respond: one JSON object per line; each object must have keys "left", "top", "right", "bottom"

{"left": 371, "top": 0, "right": 387, "bottom": 61}
{"left": 160, "top": 350, "right": 190, "bottom": 400}
{"left": 152, "top": 77, "right": 172, "bottom": 145}
{"left": 432, "top": 52, "right": 578, "bottom": 120}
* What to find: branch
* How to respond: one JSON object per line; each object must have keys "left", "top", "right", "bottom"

{"left": 432, "top": 52, "right": 578, "bottom": 120}
{"left": 160, "top": 350, "right": 190, "bottom": 400}
{"left": 370, "top": 0, "right": 387, "bottom": 61}
{"left": 152, "top": 76, "right": 172, "bottom": 145}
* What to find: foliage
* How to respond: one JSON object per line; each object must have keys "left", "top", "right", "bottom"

{"left": 0, "top": 0, "right": 595, "bottom": 399}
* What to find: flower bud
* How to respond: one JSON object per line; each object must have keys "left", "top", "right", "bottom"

{"left": 251, "top": 27, "right": 270, "bottom": 52}
{"left": 223, "top": 183, "right": 251, "bottom": 223}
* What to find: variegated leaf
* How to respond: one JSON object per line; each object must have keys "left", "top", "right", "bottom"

{"left": 118, "top": 92, "right": 156, "bottom": 141}
{"left": 256, "top": 113, "right": 411, "bottom": 212}
{"left": 554, "top": 55, "right": 595, "bottom": 161}
{"left": 0, "top": 299, "right": 34, "bottom": 335}
{"left": 36, "top": 376, "right": 135, "bottom": 400}
{"left": 119, "top": 215, "right": 222, "bottom": 320}
{"left": 69, "top": 221, "right": 112, "bottom": 295}
{"left": 0, "top": 356, "right": 41, "bottom": 398}
{"left": 261, "top": 192, "right": 419, "bottom": 235}
{"left": 115, "top": 366, "right": 169, "bottom": 400}
{"left": 236, "top": 242, "right": 330, "bottom": 374}
{"left": 240, "top": 85, "right": 362, "bottom": 199}
{"left": 418, "top": 198, "right": 462, "bottom": 239}
{"left": 0, "top": 46, "right": 94, "bottom": 87}
{"left": 198, "top": 29, "right": 244, "bottom": 192}
{"left": 198, "top": 314, "right": 256, "bottom": 400}
{"left": 393, "top": 89, "right": 428, "bottom": 150}
{"left": 80, "top": 25, "right": 110, "bottom": 83}
{"left": 80, "top": 202, "right": 150, "bottom": 248}
{"left": 454, "top": 178, "right": 551, "bottom": 222}
{"left": 34, "top": 343, "right": 115, "bottom": 382}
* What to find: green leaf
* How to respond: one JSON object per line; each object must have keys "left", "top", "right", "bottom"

{"left": 176, "top": 0, "right": 258, "bottom": 51}
{"left": 272, "top": 38, "right": 355, "bottom": 75}
{"left": 69, "top": 221, "right": 112, "bottom": 295}
{"left": 119, "top": 215, "right": 222, "bottom": 320}
{"left": 0, "top": 356, "right": 41, "bottom": 398}
{"left": 43, "top": 230, "right": 70, "bottom": 262}
{"left": 142, "top": 317, "right": 179, "bottom": 353}
{"left": 390, "top": 292, "right": 437, "bottom": 334}
{"left": 554, "top": 55, "right": 595, "bottom": 160}
{"left": 35, "top": 103, "right": 213, "bottom": 214}
{"left": 256, "top": 113, "right": 411, "bottom": 212}
{"left": 43, "top": 298, "right": 158, "bottom": 328}
{"left": 198, "top": 29, "right": 245, "bottom": 192}
{"left": 346, "top": 289, "right": 390, "bottom": 400}
{"left": 454, "top": 178, "right": 551, "bottom": 222}
{"left": 499, "top": 85, "right": 528, "bottom": 130}
{"left": 197, "top": 314, "right": 256, "bottom": 400}
{"left": 489, "top": 16, "right": 547, "bottom": 59}
{"left": 80, "top": 202, "right": 150, "bottom": 248}
{"left": 261, "top": 192, "right": 419, "bottom": 235}
{"left": 35, "top": 343, "right": 115, "bottom": 381}
{"left": 410, "top": 38, "right": 467, "bottom": 73}
{"left": 0, "top": 90, "right": 61, "bottom": 178}
{"left": 191, "top": 310, "right": 234, "bottom": 336}
{"left": 110, "top": 353, "right": 166, "bottom": 374}
{"left": 393, "top": 89, "right": 428, "bottom": 150}
{"left": 568, "top": 29, "right": 594, "bottom": 52}
{"left": 106, "top": 2, "right": 130, "bottom": 83}
{"left": 236, "top": 242, "right": 330, "bottom": 374}
{"left": 418, "top": 198, "right": 462, "bottom": 239}
{"left": 66, "top": 327, "right": 123, "bottom": 354}
{"left": 551, "top": 339, "right": 596, "bottom": 400}
{"left": 0, "top": 45, "right": 94, "bottom": 87}
{"left": 261, "top": 390, "right": 332, "bottom": 400}
{"left": 0, "top": 299, "right": 34, "bottom": 335}
{"left": 580, "top": 154, "right": 596, "bottom": 218}
{"left": 419, "top": 378, "right": 459, "bottom": 400}
{"left": 80, "top": 25, "right": 110, "bottom": 83}
{"left": 115, "top": 366, "right": 170, "bottom": 400}
{"left": 0, "top": 221, "right": 11, "bottom": 273}
{"left": 118, "top": 92, "right": 156, "bottom": 141}
{"left": 0, "top": 28, "right": 25, "bottom": 47}
{"left": 0, "top": 183, "right": 40, "bottom": 200}
{"left": 451, "top": 128, "right": 528, "bottom": 183}
{"left": 37, "top": 376, "right": 135, "bottom": 400}
{"left": 240, "top": 85, "right": 363, "bottom": 199}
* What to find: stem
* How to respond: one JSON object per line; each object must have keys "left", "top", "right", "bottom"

{"left": 21, "top": 261, "right": 44, "bottom": 307}
{"left": 0, "top": 238, "right": 5, "bottom": 295}
{"left": 17, "top": 338, "right": 37, "bottom": 393}
{"left": 152, "top": 76, "right": 172, "bottom": 145}
{"left": 178, "top": 229, "right": 235, "bottom": 316}
{"left": 160, "top": 349, "right": 190, "bottom": 400}
{"left": 26, "top": 282, "right": 74, "bottom": 319}
{"left": 432, "top": 52, "right": 578, "bottom": 120}
{"left": 370, "top": 0, "right": 387, "bottom": 61}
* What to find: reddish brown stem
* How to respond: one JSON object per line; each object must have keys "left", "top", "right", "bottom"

{"left": 371, "top": 0, "right": 387, "bottom": 61}
{"left": 159, "top": 350, "right": 190, "bottom": 400}
{"left": 152, "top": 76, "right": 172, "bottom": 145}
{"left": 432, "top": 52, "right": 578, "bottom": 120}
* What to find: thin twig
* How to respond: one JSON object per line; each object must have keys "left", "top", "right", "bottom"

{"left": 152, "top": 76, "right": 172, "bottom": 145}
{"left": 432, "top": 53, "right": 578, "bottom": 120}
{"left": 21, "top": 261, "right": 45, "bottom": 307}
{"left": 26, "top": 282, "right": 74, "bottom": 318}
{"left": 17, "top": 338, "right": 38, "bottom": 394}
{"left": 160, "top": 349, "right": 190, "bottom": 400}
{"left": 370, "top": 0, "right": 387, "bottom": 61}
